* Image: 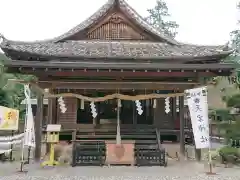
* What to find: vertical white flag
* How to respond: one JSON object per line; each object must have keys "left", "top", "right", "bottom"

{"left": 185, "top": 87, "right": 209, "bottom": 149}
{"left": 23, "top": 85, "right": 36, "bottom": 148}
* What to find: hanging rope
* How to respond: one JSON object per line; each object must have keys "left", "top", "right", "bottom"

{"left": 43, "top": 92, "right": 184, "bottom": 101}
{"left": 8, "top": 79, "right": 185, "bottom": 101}
{"left": 33, "top": 84, "right": 184, "bottom": 101}
{"left": 116, "top": 99, "right": 121, "bottom": 145}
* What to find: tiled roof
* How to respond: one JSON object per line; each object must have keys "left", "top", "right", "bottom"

{"left": 0, "top": 40, "right": 231, "bottom": 60}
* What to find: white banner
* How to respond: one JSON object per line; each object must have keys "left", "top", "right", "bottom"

{"left": 23, "top": 85, "right": 36, "bottom": 148}
{"left": 185, "top": 87, "right": 210, "bottom": 149}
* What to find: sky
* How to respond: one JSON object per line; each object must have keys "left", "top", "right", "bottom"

{"left": 0, "top": 0, "right": 239, "bottom": 45}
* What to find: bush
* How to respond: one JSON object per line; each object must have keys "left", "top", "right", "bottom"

{"left": 219, "top": 146, "right": 239, "bottom": 156}
{"left": 215, "top": 109, "right": 233, "bottom": 122}
{"left": 227, "top": 94, "right": 240, "bottom": 108}
{"left": 223, "top": 120, "right": 240, "bottom": 143}
{"left": 219, "top": 146, "right": 240, "bottom": 164}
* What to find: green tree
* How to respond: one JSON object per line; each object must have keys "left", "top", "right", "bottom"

{"left": 225, "top": 2, "right": 240, "bottom": 85}
{"left": 0, "top": 53, "right": 36, "bottom": 119}
{"left": 210, "top": 3, "right": 240, "bottom": 89}
{"left": 216, "top": 93, "right": 240, "bottom": 144}
{"left": 226, "top": 94, "right": 240, "bottom": 108}
{"left": 145, "top": 0, "right": 179, "bottom": 38}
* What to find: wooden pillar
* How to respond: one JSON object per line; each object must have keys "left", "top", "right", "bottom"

{"left": 52, "top": 98, "right": 57, "bottom": 124}
{"left": 172, "top": 97, "right": 177, "bottom": 127}
{"left": 133, "top": 101, "right": 136, "bottom": 125}
{"left": 47, "top": 89, "right": 57, "bottom": 124}
{"left": 48, "top": 98, "right": 53, "bottom": 125}
{"left": 96, "top": 102, "right": 100, "bottom": 125}
{"left": 195, "top": 148, "right": 201, "bottom": 161}
{"left": 179, "top": 95, "right": 185, "bottom": 156}
{"left": 35, "top": 93, "right": 43, "bottom": 161}
{"left": 46, "top": 89, "right": 55, "bottom": 153}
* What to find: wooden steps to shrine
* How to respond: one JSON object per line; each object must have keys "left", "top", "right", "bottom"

{"left": 76, "top": 134, "right": 157, "bottom": 140}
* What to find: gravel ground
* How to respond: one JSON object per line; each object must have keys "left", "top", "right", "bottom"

{"left": 0, "top": 141, "right": 230, "bottom": 179}
{"left": 0, "top": 161, "right": 239, "bottom": 180}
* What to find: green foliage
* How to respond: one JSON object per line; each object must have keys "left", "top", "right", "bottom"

{"left": 210, "top": 108, "right": 233, "bottom": 122}
{"left": 145, "top": 0, "right": 179, "bottom": 38}
{"left": 0, "top": 53, "right": 36, "bottom": 120}
{"left": 215, "top": 93, "right": 240, "bottom": 144}
{"left": 224, "top": 2, "right": 240, "bottom": 85}
{"left": 226, "top": 94, "right": 240, "bottom": 108}
{"left": 218, "top": 146, "right": 240, "bottom": 165}
{"left": 204, "top": 146, "right": 240, "bottom": 165}
{"left": 220, "top": 120, "right": 240, "bottom": 143}
{"left": 205, "top": 147, "right": 240, "bottom": 164}
{"left": 0, "top": 89, "right": 9, "bottom": 107}
{"left": 0, "top": 53, "right": 9, "bottom": 62}
{"left": 230, "top": 30, "right": 240, "bottom": 60}
{"left": 219, "top": 146, "right": 239, "bottom": 156}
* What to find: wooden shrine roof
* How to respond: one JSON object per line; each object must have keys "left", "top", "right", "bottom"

{"left": 0, "top": 0, "right": 233, "bottom": 62}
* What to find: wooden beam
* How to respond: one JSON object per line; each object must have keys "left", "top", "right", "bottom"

{"left": 46, "top": 88, "right": 54, "bottom": 154}
{"left": 21, "top": 70, "right": 216, "bottom": 78}
{"left": 37, "top": 81, "right": 198, "bottom": 90}
{"left": 179, "top": 96, "right": 185, "bottom": 158}
{"left": 35, "top": 93, "right": 43, "bottom": 161}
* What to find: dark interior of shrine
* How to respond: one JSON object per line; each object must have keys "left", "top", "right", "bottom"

{"left": 60, "top": 90, "right": 180, "bottom": 142}
{"left": 76, "top": 99, "right": 154, "bottom": 125}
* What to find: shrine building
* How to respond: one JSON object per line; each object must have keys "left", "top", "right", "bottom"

{"left": 0, "top": 0, "right": 234, "bottom": 166}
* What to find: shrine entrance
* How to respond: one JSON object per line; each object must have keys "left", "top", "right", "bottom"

{"left": 76, "top": 91, "right": 154, "bottom": 127}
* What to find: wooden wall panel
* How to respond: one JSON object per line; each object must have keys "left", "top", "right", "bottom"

{"left": 57, "top": 97, "right": 77, "bottom": 129}
{"left": 154, "top": 98, "right": 174, "bottom": 129}
{"left": 88, "top": 22, "right": 145, "bottom": 40}
{"left": 87, "top": 13, "right": 145, "bottom": 40}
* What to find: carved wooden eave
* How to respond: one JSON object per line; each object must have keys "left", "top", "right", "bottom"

{"left": 8, "top": 79, "right": 197, "bottom": 90}
{"left": 5, "top": 59, "right": 234, "bottom": 78}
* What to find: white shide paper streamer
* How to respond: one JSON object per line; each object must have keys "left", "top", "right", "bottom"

{"left": 0, "top": 133, "right": 24, "bottom": 154}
